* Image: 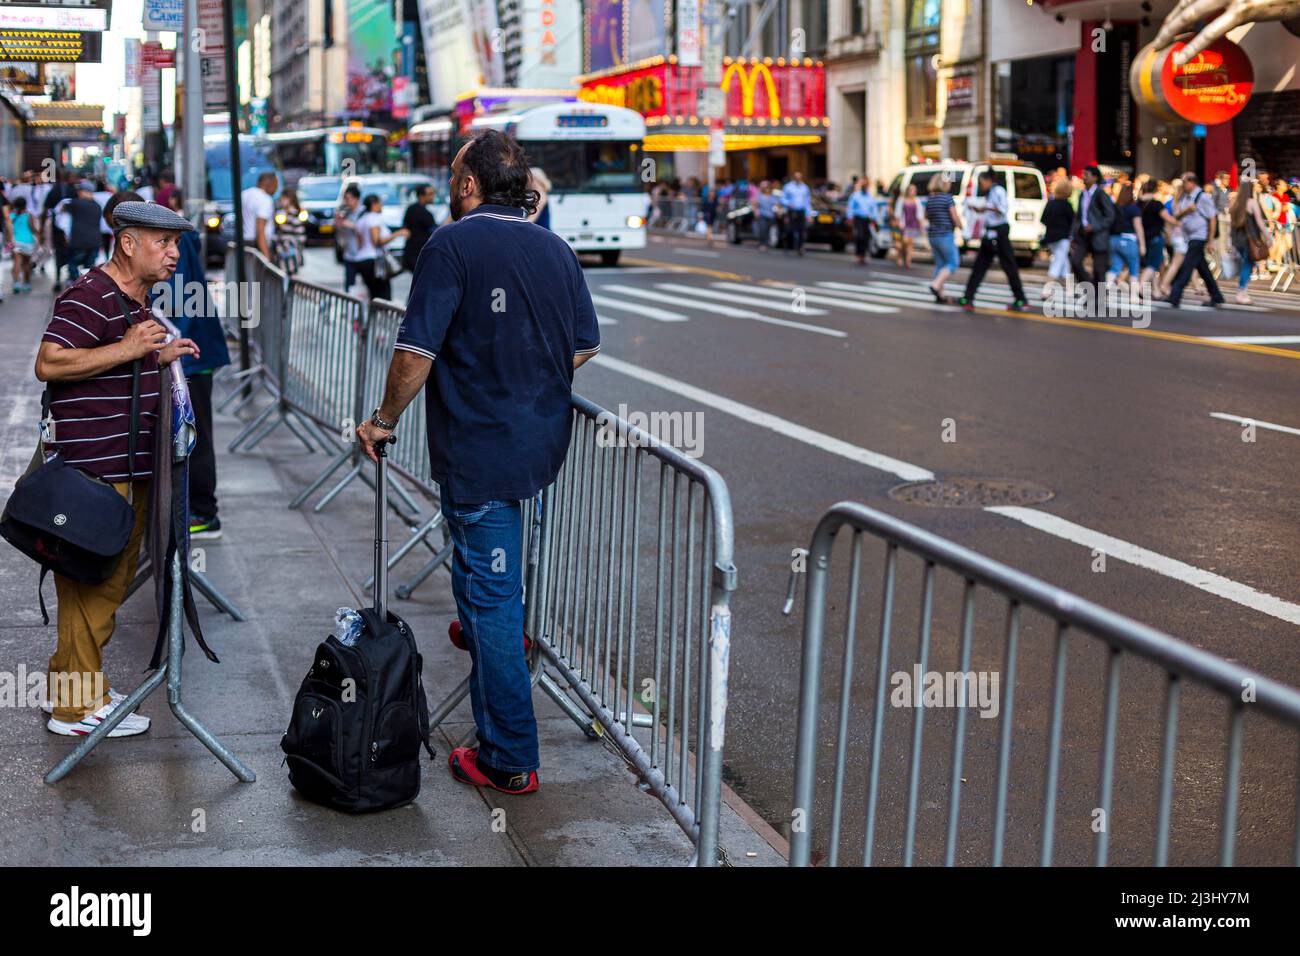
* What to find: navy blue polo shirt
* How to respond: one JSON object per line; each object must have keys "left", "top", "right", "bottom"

{"left": 395, "top": 203, "right": 600, "bottom": 503}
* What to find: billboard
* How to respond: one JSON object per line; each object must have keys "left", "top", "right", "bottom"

{"left": 586, "top": 0, "right": 623, "bottom": 72}
{"left": 418, "top": 0, "right": 503, "bottom": 110}
{"left": 626, "top": 0, "right": 666, "bottom": 63}
{"left": 516, "top": 0, "right": 581, "bottom": 89}
{"left": 346, "top": 0, "right": 397, "bottom": 114}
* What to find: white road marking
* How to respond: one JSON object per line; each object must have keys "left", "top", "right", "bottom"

{"left": 591, "top": 354, "right": 933, "bottom": 481}
{"left": 1210, "top": 412, "right": 1300, "bottom": 437}
{"left": 597, "top": 315, "right": 618, "bottom": 325}
{"left": 590, "top": 293, "right": 688, "bottom": 322}
{"left": 988, "top": 506, "right": 1300, "bottom": 627}
{"left": 654, "top": 282, "right": 830, "bottom": 315}
{"left": 673, "top": 247, "right": 722, "bottom": 258}
{"left": 599, "top": 284, "right": 846, "bottom": 338}
{"left": 710, "top": 281, "right": 900, "bottom": 315}
{"left": 1205, "top": 335, "right": 1300, "bottom": 344}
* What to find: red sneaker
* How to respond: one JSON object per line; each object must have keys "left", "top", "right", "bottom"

{"left": 447, "top": 620, "right": 532, "bottom": 655}
{"left": 448, "top": 747, "right": 539, "bottom": 794}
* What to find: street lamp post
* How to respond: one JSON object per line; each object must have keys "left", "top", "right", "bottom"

{"left": 223, "top": 0, "right": 250, "bottom": 381}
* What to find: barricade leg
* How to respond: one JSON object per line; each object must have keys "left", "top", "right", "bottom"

{"left": 216, "top": 365, "right": 263, "bottom": 411}
{"left": 363, "top": 512, "right": 447, "bottom": 591}
{"left": 126, "top": 559, "right": 245, "bottom": 621}
{"left": 45, "top": 551, "right": 255, "bottom": 785}
{"left": 189, "top": 570, "right": 247, "bottom": 622}
{"left": 288, "top": 448, "right": 353, "bottom": 510}
{"left": 312, "top": 460, "right": 364, "bottom": 513}
{"left": 356, "top": 462, "right": 422, "bottom": 521}
{"left": 283, "top": 411, "right": 321, "bottom": 453}
{"left": 227, "top": 402, "right": 277, "bottom": 452}
{"left": 394, "top": 543, "right": 453, "bottom": 599}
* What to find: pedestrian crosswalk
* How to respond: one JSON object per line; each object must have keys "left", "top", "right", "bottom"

{"left": 597, "top": 282, "right": 847, "bottom": 337}
{"left": 585, "top": 270, "right": 1300, "bottom": 345}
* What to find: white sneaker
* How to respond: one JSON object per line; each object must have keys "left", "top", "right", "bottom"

{"left": 47, "top": 697, "right": 150, "bottom": 737}
{"left": 41, "top": 685, "right": 127, "bottom": 715}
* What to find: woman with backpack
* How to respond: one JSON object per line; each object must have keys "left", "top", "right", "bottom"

{"left": 1229, "top": 177, "right": 1271, "bottom": 305}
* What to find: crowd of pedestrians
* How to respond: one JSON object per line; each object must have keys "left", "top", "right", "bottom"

{"left": 0, "top": 169, "right": 164, "bottom": 298}
{"left": 644, "top": 162, "right": 1298, "bottom": 311}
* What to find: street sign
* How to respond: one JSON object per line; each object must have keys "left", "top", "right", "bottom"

{"left": 696, "top": 86, "right": 724, "bottom": 119}
{"left": 142, "top": 0, "right": 184, "bottom": 32}
{"left": 700, "top": 0, "right": 723, "bottom": 82}
{"left": 0, "top": 5, "right": 109, "bottom": 31}
{"left": 143, "top": 61, "right": 162, "bottom": 132}
{"left": 198, "top": 0, "right": 227, "bottom": 110}
{"left": 676, "top": 0, "right": 700, "bottom": 68}
{"left": 142, "top": 40, "right": 175, "bottom": 69}
{"left": 708, "top": 124, "right": 725, "bottom": 167}
{"left": 124, "top": 36, "right": 141, "bottom": 86}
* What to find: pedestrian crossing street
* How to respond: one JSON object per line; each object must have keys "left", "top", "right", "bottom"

{"left": 587, "top": 267, "right": 1300, "bottom": 348}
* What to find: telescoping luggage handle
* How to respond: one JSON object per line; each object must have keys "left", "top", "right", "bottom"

{"left": 374, "top": 435, "right": 396, "bottom": 619}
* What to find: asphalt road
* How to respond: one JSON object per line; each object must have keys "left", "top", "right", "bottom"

{"left": 298, "top": 236, "right": 1300, "bottom": 865}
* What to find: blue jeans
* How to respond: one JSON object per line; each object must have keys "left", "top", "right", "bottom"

{"left": 930, "top": 231, "right": 959, "bottom": 274}
{"left": 1233, "top": 236, "right": 1252, "bottom": 289}
{"left": 66, "top": 247, "right": 97, "bottom": 281}
{"left": 1141, "top": 234, "right": 1164, "bottom": 271}
{"left": 1107, "top": 234, "right": 1140, "bottom": 278}
{"left": 439, "top": 486, "right": 538, "bottom": 774}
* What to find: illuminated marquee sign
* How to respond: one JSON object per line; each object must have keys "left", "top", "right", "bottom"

{"left": 540, "top": 0, "right": 557, "bottom": 65}
{"left": 0, "top": 29, "right": 102, "bottom": 63}
{"left": 578, "top": 57, "right": 825, "bottom": 122}
{"left": 0, "top": 6, "right": 109, "bottom": 31}
{"left": 721, "top": 61, "right": 778, "bottom": 118}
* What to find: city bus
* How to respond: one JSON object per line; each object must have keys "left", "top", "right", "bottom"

{"left": 201, "top": 131, "right": 280, "bottom": 265}
{"left": 468, "top": 102, "right": 647, "bottom": 265}
{"left": 262, "top": 125, "right": 391, "bottom": 186}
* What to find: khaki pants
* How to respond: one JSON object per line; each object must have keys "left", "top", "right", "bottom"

{"left": 48, "top": 480, "right": 149, "bottom": 722}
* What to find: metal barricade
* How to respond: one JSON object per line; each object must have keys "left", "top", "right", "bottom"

{"left": 1268, "top": 221, "right": 1297, "bottom": 293}
{"left": 524, "top": 397, "right": 737, "bottom": 864}
{"left": 356, "top": 300, "right": 451, "bottom": 597}
{"left": 222, "top": 249, "right": 320, "bottom": 455}
{"left": 789, "top": 501, "right": 1300, "bottom": 867}
{"left": 279, "top": 277, "right": 406, "bottom": 515}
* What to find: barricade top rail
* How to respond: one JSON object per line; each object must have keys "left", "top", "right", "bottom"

{"left": 810, "top": 501, "right": 1300, "bottom": 727}
{"left": 287, "top": 273, "right": 368, "bottom": 309}
{"left": 573, "top": 393, "right": 736, "bottom": 583}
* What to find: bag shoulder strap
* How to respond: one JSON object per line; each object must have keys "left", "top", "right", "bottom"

{"left": 109, "top": 290, "right": 143, "bottom": 483}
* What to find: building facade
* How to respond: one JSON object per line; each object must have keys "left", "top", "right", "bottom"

{"left": 269, "top": 0, "right": 350, "bottom": 127}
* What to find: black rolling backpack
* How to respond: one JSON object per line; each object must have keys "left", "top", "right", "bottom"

{"left": 281, "top": 437, "right": 435, "bottom": 812}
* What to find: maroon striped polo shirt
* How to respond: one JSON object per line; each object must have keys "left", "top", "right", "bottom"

{"left": 41, "top": 267, "right": 160, "bottom": 481}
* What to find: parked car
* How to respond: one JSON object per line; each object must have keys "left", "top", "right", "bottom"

{"left": 335, "top": 174, "right": 445, "bottom": 260}
{"left": 887, "top": 158, "right": 1047, "bottom": 265}
{"left": 723, "top": 194, "right": 858, "bottom": 252}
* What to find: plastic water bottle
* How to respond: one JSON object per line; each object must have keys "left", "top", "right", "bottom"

{"left": 334, "top": 608, "right": 363, "bottom": 646}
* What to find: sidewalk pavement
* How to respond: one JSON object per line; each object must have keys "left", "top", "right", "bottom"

{"left": 0, "top": 279, "right": 786, "bottom": 867}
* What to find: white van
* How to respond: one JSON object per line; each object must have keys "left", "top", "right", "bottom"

{"left": 888, "top": 159, "right": 1047, "bottom": 264}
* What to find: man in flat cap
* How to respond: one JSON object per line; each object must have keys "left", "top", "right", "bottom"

{"left": 35, "top": 201, "right": 201, "bottom": 737}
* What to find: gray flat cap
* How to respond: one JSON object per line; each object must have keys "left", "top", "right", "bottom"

{"left": 111, "top": 200, "right": 195, "bottom": 233}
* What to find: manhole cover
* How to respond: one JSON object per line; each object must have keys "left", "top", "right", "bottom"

{"left": 888, "top": 477, "right": 1055, "bottom": 508}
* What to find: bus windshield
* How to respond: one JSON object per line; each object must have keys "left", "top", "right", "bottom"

{"left": 205, "top": 141, "right": 278, "bottom": 202}
{"left": 519, "top": 140, "right": 640, "bottom": 193}
{"left": 297, "top": 177, "right": 342, "bottom": 201}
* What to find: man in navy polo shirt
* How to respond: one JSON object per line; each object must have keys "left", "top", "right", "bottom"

{"left": 357, "top": 129, "right": 600, "bottom": 795}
